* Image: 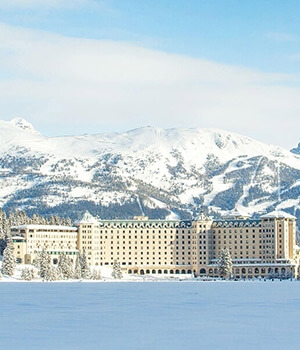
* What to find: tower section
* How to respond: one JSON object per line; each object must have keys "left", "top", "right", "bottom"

{"left": 192, "top": 212, "right": 213, "bottom": 276}
{"left": 75, "top": 211, "right": 100, "bottom": 266}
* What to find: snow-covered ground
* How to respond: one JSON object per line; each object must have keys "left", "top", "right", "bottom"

{"left": 0, "top": 280, "right": 299, "bottom": 349}
{"left": 0, "top": 262, "right": 195, "bottom": 282}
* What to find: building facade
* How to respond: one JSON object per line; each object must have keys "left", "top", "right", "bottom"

{"left": 11, "top": 210, "right": 300, "bottom": 278}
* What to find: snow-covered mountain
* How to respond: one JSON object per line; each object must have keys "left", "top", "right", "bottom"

{"left": 0, "top": 118, "right": 299, "bottom": 223}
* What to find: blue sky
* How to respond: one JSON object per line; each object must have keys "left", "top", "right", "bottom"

{"left": 0, "top": 0, "right": 299, "bottom": 148}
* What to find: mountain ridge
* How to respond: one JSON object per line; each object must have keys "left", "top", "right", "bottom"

{"left": 0, "top": 118, "right": 299, "bottom": 225}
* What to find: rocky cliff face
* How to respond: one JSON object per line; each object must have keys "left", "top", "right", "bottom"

{"left": 0, "top": 118, "right": 299, "bottom": 223}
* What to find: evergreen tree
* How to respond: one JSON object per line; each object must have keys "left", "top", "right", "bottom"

{"left": 53, "top": 215, "right": 61, "bottom": 225}
{"left": 218, "top": 248, "right": 232, "bottom": 279}
{"left": 79, "top": 250, "right": 90, "bottom": 279}
{"left": 31, "top": 213, "right": 40, "bottom": 224}
{"left": 0, "top": 228, "right": 6, "bottom": 255}
{"left": 74, "top": 255, "right": 82, "bottom": 279}
{"left": 58, "top": 253, "right": 74, "bottom": 279}
{"left": 112, "top": 259, "right": 123, "bottom": 279}
{"left": 48, "top": 216, "right": 56, "bottom": 225}
{"left": 43, "top": 266, "right": 57, "bottom": 282}
{"left": 64, "top": 217, "right": 72, "bottom": 227}
{"left": 1, "top": 239, "right": 16, "bottom": 276}
{"left": 21, "top": 268, "right": 35, "bottom": 281}
{"left": 0, "top": 210, "right": 10, "bottom": 254}
{"left": 55, "top": 267, "right": 63, "bottom": 280}
{"left": 38, "top": 249, "right": 51, "bottom": 279}
{"left": 90, "top": 269, "right": 102, "bottom": 280}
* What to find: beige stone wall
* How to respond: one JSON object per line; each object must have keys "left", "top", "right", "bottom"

{"left": 92, "top": 220, "right": 193, "bottom": 272}
{"left": 10, "top": 214, "right": 299, "bottom": 278}
{"left": 11, "top": 225, "right": 78, "bottom": 265}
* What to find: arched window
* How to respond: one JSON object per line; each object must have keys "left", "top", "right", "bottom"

{"left": 235, "top": 268, "right": 240, "bottom": 274}
{"left": 214, "top": 268, "right": 218, "bottom": 274}
{"left": 275, "top": 268, "right": 279, "bottom": 274}
{"left": 281, "top": 268, "right": 286, "bottom": 275}
{"left": 181, "top": 270, "right": 186, "bottom": 274}
{"left": 134, "top": 269, "right": 138, "bottom": 274}
{"left": 170, "top": 270, "right": 174, "bottom": 274}
{"left": 53, "top": 258, "right": 58, "bottom": 265}
{"left": 158, "top": 269, "right": 162, "bottom": 274}
{"left": 261, "top": 268, "right": 265, "bottom": 274}
{"left": 200, "top": 268, "right": 206, "bottom": 274}
{"left": 209, "top": 268, "right": 213, "bottom": 274}
{"left": 140, "top": 269, "right": 145, "bottom": 275}
{"left": 164, "top": 270, "right": 168, "bottom": 274}
{"left": 268, "top": 268, "right": 273, "bottom": 274}
{"left": 242, "top": 268, "right": 246, "bottom": 274}
{"left": 187, "top": 269, "right": 192, "bottom": 274}
{"left": 255, "top": 268, "right": 259, "bottom": 274}
{"left": 146, "top": 269, "right": 150, "bottom": 274}
{"left": 248, "top": 268, "right": 252, "bottom": 273}
{"left": 152, "top": 269, "right": 156, "bottom": 274}
{"left": 128, "top": 269, "right": 132, "bottom": 274}
{"left": 175, "top": 269, "right": 180, "bottom": 274}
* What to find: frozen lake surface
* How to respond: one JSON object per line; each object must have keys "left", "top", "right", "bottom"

{"left": 1, "top": 281, "right": 300, "bottom": 349}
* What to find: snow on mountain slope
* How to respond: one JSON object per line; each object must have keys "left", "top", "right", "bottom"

{"left": 9, "top": 118, "right": 41, "bottom": 136}
{"left": 0, "top": 118, "right": 299, "bottom": 222}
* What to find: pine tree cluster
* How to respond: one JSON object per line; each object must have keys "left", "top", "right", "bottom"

{"left": 33, "top": 250, "right": 95, "bottom": 282}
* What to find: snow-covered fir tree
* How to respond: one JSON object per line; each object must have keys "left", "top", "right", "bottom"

{"left": 217, "top": 248, "right": 232, "bottom": 279}
{"left": 0, "top": 210, "right": 9, "bottom": 254}
{"left": 1, "top": 238, "right": 16, "bottom": 276}
{"left": 38, "top": 249, "right": 51, "bottom": 279}
{"left": 58, "top": 253, "right": 74, "bottom": 279}
{"left": 112, "top": 259, "right": 123, "bottom": 279}
{"left": 79, "top": 250, "right": 90, "bottom": 279}
{"left": 74, "top": 255, "right": 82, "bottom": 279}
{"left": 43, "top": 266, "right": 58, "bottom": 282}
{"left": 31, "top": 213, "right": 40, "bottom": 224}
{"left": 21, "top": 268, "right": 35, "bottom": 281}
{"left": 0, "top": 228, "right": 6, "bottom": 255}
{"left": 90, "top": 269, "right": 102, "bottom": 280}
{"left": 63, "top": 217, "right": 72, "bottom": 226}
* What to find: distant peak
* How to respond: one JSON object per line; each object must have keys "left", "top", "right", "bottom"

{"left": 10, "top": 118, "right": 40, "bottom": 135}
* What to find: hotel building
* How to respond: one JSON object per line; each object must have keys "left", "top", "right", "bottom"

{"left": 11, "top": 209, "right": 299, "bottom": 278}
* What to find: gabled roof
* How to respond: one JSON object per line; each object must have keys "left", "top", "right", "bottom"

{"left": 74, "top": 211, "right": 99, "bottom": 225}
{"left": 261, "top": 210, "right": 296, "bottom": 219}
{"left": 195, "top": 212, "right": 212, "bottom": 221}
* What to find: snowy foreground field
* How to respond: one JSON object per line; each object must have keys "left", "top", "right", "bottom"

{"left": 0, "top": 281, "right": 300, "bottom": 350}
